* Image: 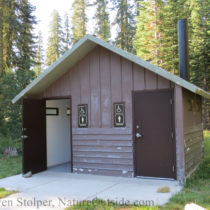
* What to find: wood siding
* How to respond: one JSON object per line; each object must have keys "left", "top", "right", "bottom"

{"left": 42, "top": 46, "right": 172, "bottom": 177}
{"left": 182, "top": 89, "right": 203, "bottom": 177}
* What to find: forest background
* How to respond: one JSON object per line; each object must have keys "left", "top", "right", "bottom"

{"left": 0, "top": 0, "right": 209, "bottom": 140}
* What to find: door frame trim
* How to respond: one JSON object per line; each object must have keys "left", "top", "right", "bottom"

{"left": 132, "top": 88, "right": 177, "bottom": 179}
{"left": 44, "top": 95, "right": 73, "bottom": 173}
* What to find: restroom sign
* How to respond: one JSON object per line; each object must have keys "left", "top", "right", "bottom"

{"left": 114, "top": 103, "right": 125, "bottom": 127}
{"left": 78, "top": 104, "right": 88, "bottom": 128}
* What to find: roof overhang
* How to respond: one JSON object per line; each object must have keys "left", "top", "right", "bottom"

{"left": 12, "top": 35, "right": 210, "bottom": 103}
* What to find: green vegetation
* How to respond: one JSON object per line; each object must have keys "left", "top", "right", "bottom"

{"left": 66, "top": 131, "right": 210, "bottom": 210}
{"left": 162, "top": 130, "right": 210, "bottom": 209}
{"left": 0, "top": 156, "right": 22, "bottom": 179}
{"left": 0, "top": 136, "right": 22, "bottom": 179}
{"left": 0, "top": 0, "right": 209, "bottom": 142}
{"left": 71, "top": 0, "right": 87, "bottom": 44}
{"left": 0, "top": 0, "right": 36, "bottom": 140}
{"left": 46, "top": 10, "right": 64, "bottom": 67}
{"left": 94, "top": 0, "right": 110, "bottom": 42}
{"left": 0, "top": 188, "right": 16, "bottom": 199}
{"left": 112, "top": 0, "right": 136, "bottom": 53}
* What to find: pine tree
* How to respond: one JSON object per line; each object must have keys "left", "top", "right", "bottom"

{"left": 0, "top": 0, "right": 3, "bottom": 75}
{"left": 71, "top": 0, "right": 87, "bottom": 44}
{"left": 112, "top": 0, "right": 136, "bottom": 52}
{"left": 159, "top": 0, "right": 187, "bottom": 74}
{"left": 14, "top": 0, "right": 37, "bottom": 74}
{"left": 1, "top": 0, "right": 15, "bottom": 71}
{"left": 134, "top": 0, "right": 165, "bottom": 66}
{"left": 34, "top": 31, "right": 44, "bottom": 76}
{"left": 63, "top": 13, "right": 71, "bottom": 53}
{"left": 0, "top": 0, "right": 37, "bottom": 138}
{"left": 46, "top": 10, "right": 64, "bottom": 66}
{"left": 134, "top": 0, "right": 188, "bottom": 74}
{"left": 187, "top": 0, "right": 210, "bottom": 129}
{"left": 94, "top": 0, "right": 110, "bottom": 41}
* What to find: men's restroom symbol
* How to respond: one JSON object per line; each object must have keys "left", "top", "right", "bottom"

{"left": 117, "top": 115, "right": 122, "bottom": 123}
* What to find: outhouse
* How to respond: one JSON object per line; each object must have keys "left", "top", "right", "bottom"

{"left": 12, "top": 34, "right": 210, "bottom": 183}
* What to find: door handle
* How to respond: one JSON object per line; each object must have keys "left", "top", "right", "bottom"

{"left": 22, "top": 135, "right": 29, "bottom": 139}
{"left": 136, "top": 133, "right": 142, "bottom": 138}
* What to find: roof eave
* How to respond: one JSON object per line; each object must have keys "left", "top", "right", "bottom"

{"left": 12, "top": 35, "right": 210, "bottom": 103}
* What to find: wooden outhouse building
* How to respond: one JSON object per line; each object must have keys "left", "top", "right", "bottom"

{"left": 13, "top": 35, "right": 210, "bottom": 183}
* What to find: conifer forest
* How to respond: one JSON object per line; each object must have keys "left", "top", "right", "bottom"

{"left": 0, "top": 0, "right": 209, "bottom": 140}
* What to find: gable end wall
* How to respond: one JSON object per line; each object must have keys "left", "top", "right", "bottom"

{"left": 42, "top": 46, "right": 174, "bottom": 177}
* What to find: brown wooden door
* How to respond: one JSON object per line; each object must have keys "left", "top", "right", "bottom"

{"left": 22, "top": 98, "right": 46, "bottom": 174}
{"left": 133, "top": 89, "right": 175, "bottom": 179}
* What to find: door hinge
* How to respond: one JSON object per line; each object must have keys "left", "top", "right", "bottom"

{"left": 172, "top": 165, "right": 175, "bottom": 172}
{"left": 170, "top": 98, "right": 173, "bottom": 105}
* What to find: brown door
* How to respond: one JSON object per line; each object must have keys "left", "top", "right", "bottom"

{"left": 22, "top": 98, "right": 46, "bottom": 174}
{"left": 133, "top": 89, "right": 175, "bottom": 179}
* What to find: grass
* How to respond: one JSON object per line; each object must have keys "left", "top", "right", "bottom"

{"left": 0, "top": 132, "right": 209, "bottom": 209}
{"left": 0, "top": 136, "right": 22, "bottom": 179}
{"left": 161, "top": 130, "right": 210, "bottom": 210}
{"left": 0, "top": 187, "right": 16, "bottom": 198}
{"left": 66, "top": 131, "right": 210, "bottom": 210}
{"left": 0, "top": 156, "right": 22, "bottom": 179}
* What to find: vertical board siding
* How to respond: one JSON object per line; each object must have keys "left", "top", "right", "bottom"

{"left": 90, "top": 47, "right": 101, "bottom": 128}
{"left": 133, "top": 64, "right": 145, "bottom": 91}
{"left": 182, "top": 89, "right": 203, "bottom": 178}
{"left": 71, "top": 66, "right": 81, "bottom": 128}
{"left": 42, "top": 46, "right": 173, "bottom": 177}
{"left": 145, "top": 70, "right": 158, "bottom": 90}
{"left": 79, "top": 54, "right": 91, "bottom": 128}
{"left": 122, "top": 58, "right": 133, "bottom": 128}
{"left": 110, "top": 52, "right": 122, "bottom": 102}
{"left": 100, "top": 48, "right": 112, "bottom": 128}
{"left": 158, "top": 76, "right": 170, "bottom": 89}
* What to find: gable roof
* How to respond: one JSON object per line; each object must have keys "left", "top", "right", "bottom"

{"left": 12, "top": 35, "right": 210, "bottom": 103}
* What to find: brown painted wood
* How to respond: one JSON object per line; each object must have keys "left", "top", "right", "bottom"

{"left": 22, "top": 98, "right": 46, "bottom": 174}
{"left": 80, "top": 54, "right": 91, "bottom": 128}
{"left": 145, "top": 70, "right": 157, "bottom": 90}
{"left": 70, "top": 66, "right": 81, "bottom": 128}
{"left": 90, "top": 47, "right": 101, "bottom": 127}
{"left": 158, "top": 76, "right": 170, "bottom": 89}
{"left": 73, "top": 139, "right": 132, "bottom": 147}
{"left": 73, "top": 134, "right": 132, "bottom": 141}
{"left": 73, "top": 168, "right": 133, "bottom": 177}
{"left": 122, "top": 58, "right": 133, "bottom": 128}
{"left": 73, "top": 162, "right": 133, "bottom": 170}
{"left": 100, "top": 48, "right": 112, "bottom": 128}
{"left": 72, "top": 128, "right": 132, "bottom": 135}
{"left": 110, "top": 52, "right": 122, "bottom": 102}
{"left": 174, "top": 85, "right": 185, "bottom": 182}
{"left": 182, "top": 89, "right": 203, "bottom": 177}
{"left": 73, "top": 151, "right": 132, "bottom": 158}
{"left": 133, "top": 64, "right": 145, "bottom": 91}
{"left": 40, "top": 46, "right": 177, "bottom": 177}
{"left": 133, "top": 89, "right": 175, "bottom": 178}
{"left": 73, "top": 145, "right": 132, "bottom": 152}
